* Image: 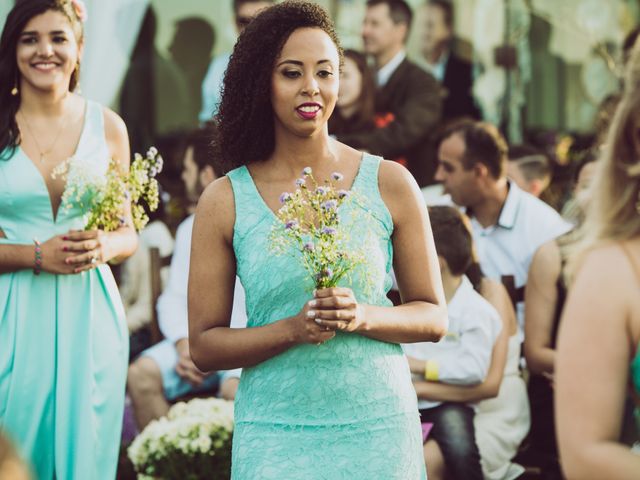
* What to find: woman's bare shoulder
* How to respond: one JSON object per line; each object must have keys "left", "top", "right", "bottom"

{"left": 194, "top": 176, "right": 236, "bottom": 241}
{"left": 101, "top": 105, "right": 128, "bottom": 144}
{"left": 530, "top": 239, "right": 562, "bottom": 280}
{"left": 378, "top": 159, "right": 417, "bottom": 194}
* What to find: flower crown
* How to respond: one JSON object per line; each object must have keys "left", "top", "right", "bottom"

{"left": 69, "top": 0, "right": 88, "bottom": 22}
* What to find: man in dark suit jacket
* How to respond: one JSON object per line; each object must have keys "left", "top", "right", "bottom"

{"left": 422, "top": 0, "right": 480, "bottom": 121}
{"left": 336, "top": 0, "right": 442, "bottom": 187}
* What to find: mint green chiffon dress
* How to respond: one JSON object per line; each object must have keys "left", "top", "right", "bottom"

{"left": 0, "top": 100, "right": 128, "bottom": 479}
{"left": 227, "top": 154, "right": 427, "bottom": 479}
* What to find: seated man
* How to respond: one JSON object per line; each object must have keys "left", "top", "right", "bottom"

{"left": 403, "top": 205, "right": 502, "bottom": 480}
{"left": 127, "top": 127, "right": 245, "bottom": 429}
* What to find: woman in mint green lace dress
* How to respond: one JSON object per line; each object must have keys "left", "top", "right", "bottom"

{"left": 555, "top": 39, "right": 640, "bottom": 479}
{"left": 188, "top": 3, "right": 447, "bottom": 479}
{"left": 0, "top": 2, "right": 137, "bottom": 478}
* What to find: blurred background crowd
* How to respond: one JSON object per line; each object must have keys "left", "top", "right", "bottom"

{"left": 2, "top": 0, "right": 640, "bottom": 479}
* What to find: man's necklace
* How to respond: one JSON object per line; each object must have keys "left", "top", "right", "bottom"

{"left": 19, "top": 110, "right": 71, "bottom": 163}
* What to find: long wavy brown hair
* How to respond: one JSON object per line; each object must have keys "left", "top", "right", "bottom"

{"left": 0, "top": 0, "right": 84, "bottom": 160}
{"left": 567, "top": 39, "right": 640, "bottom": 279}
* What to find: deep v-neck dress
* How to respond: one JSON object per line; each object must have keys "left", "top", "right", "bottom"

{"left": 0, "top": 100, "right": 128, "bottom": 480}
{"left": 226, "top": 154, "right": 426, "bottom": 479}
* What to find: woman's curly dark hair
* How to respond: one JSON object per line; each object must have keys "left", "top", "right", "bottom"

{"left": 216, "top": 0, "right": 343, "bottom": 172}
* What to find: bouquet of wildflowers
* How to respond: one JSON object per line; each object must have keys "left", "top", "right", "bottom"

{"left": 128, "top": 397, "right": 234, "bottom": 480}
{"left": 270, "top": 167, "right": 367, "bottom": 289}
{"left": 52, "top": 147, "right": 163, "bottom": 232}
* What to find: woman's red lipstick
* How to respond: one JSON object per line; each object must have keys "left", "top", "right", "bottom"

{"left": 296, "top": 102, "right": 322, "bottom": 120}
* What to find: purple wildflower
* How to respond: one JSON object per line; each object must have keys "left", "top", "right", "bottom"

{"left": 321, "top": 200, "right": 338, "bottom": 211}
{"left": 316, "top": 268, "right": 333, "bottom": 280}
{"left": 279, "top": 192, "right": 292, "bottom": 204}
{"left": 321, "top": 226, "right": 337, "bottom": 236}
{"left": 337, "top": 189, "right": 350, "bottom": 199}
{"left": 295, "top": 178, "right": 306, "bottom": 187}
{"left": 316, "top": 186, "right": 329, "bottom": 195}
{"left": 303, "top": 242, "right": 314, "bottom": 251}
{"left": 285, "top": 220, "right": 298, "bottom": 230}
{"left": 331, "top": 172, "right": 344, "bottom": 181}
{"left": 302, "top": 167, "right": 312, "bottom": 176}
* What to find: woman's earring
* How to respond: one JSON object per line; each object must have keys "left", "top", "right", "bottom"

{"left": 10, "top": 85, "right": 18, "bottom": 96}
{"left": 74, "top": 63, "right": 81, "bottom": 94}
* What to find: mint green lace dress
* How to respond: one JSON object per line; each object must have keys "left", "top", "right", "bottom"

{"left": 0, "top": 100, "right": 128, "bottom": 479}
{"left": 227, "top": 154, "right": 426, "bottom": 479}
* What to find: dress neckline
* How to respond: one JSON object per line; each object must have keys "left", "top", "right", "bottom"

{"left": 18, "top": 99, "right": 90, "bottom": 223}
{"left": 241, "top": 152, "right": 368, "bottom": 220}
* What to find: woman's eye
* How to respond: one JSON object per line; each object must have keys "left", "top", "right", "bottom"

{"left": 283, "top": 70, "right": 301, "bottom": 78}
{"left": 19, "top": 37, "right": 37, "bottom": 44}
{"left": 52, "top": 35, "right": 68, "bottom": 43}
{"left": 318, "top": 70, "right": 333, "bottom": 78}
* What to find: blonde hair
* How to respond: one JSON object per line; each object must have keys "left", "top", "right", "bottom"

{"left": 567, "top": 40, "right": 640, "bottom": 279}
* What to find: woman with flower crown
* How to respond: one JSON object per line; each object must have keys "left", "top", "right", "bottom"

{"left": 188, "top": 2, "right": 447, "bottom": 478}
{"left": 0, "top": 1, "right": 137, "bottom": 478}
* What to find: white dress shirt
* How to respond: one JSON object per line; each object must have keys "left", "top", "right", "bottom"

{"left": 376, "top": 49, "right": 407, "bottom": 87}
{"left": 466, "top": 182, "right": 571, "bottom": 338}
{"left": 403, "top": 275, "right": 502, "bottom": 410}
{"left": 157, "top": 214, "right": 247, "bottom": 343}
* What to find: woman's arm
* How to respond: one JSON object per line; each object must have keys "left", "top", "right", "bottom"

{"left": 556, "top": 245, "right": 640, "bottom": 479}
{"left": 524, "top": 240, "right": 561, "bottom": 375}
{"left": 188, "top": 178, "right": 335, "bottom": 372}
{"left": 314, "top": 160, "right": 447, "bottom": 343}
{"left": 0, "top": 244, "right": 41, "bottom": 274}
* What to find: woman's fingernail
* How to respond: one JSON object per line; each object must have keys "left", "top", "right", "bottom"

{"left": 314, "top": 318, "right": 322, "bottom": 325}
{"left": 62, "top": 246, "right": 67, "bottom": 252}
{"left": 306, "top": 310, "right": 315, "bottom": 318}
{"left": 63, "top": 236, "right": 68, "bottom": 240}
{"left": 309, "top": 300, "right": 317, "bottom": 307}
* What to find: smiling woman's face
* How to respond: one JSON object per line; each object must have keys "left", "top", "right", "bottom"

{"left": 271, "top": 27, "right": 340, "bottom": 138}
{"left": 16, "top": 9, "right": 82, "bottom": 94}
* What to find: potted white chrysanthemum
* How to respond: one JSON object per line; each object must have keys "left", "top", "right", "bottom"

{"left": 128, "top": 398, "right": 234, "bottom": 479}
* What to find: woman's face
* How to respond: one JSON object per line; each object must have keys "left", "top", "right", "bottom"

{"left": 271, "top": 27, "right": 340, "bottom": 137}
{"left": 16, "top": 10, "right": 82, "bottom": 94}
{"left": 337, "top": 56, "right": 362, "bottom": 110}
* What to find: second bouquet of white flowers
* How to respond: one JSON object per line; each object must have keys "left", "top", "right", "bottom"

{"left": 270, "top": 167, "right": 366, "bottom": 289}
{"left": 128, "top": 397, "right": 234, "bottom": 480}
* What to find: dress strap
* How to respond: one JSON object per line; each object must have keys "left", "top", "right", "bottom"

{"left": 74, "top": 99, "right": 107, "bottom": 159}
{"left": 226, "top": 166, "right": 272, "bottom": 243}
{"left": 355, "top": 154, "right": 393, "bottom": 234}
{"left": 354, "top": 153, "right": 380, "bottom": 186}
